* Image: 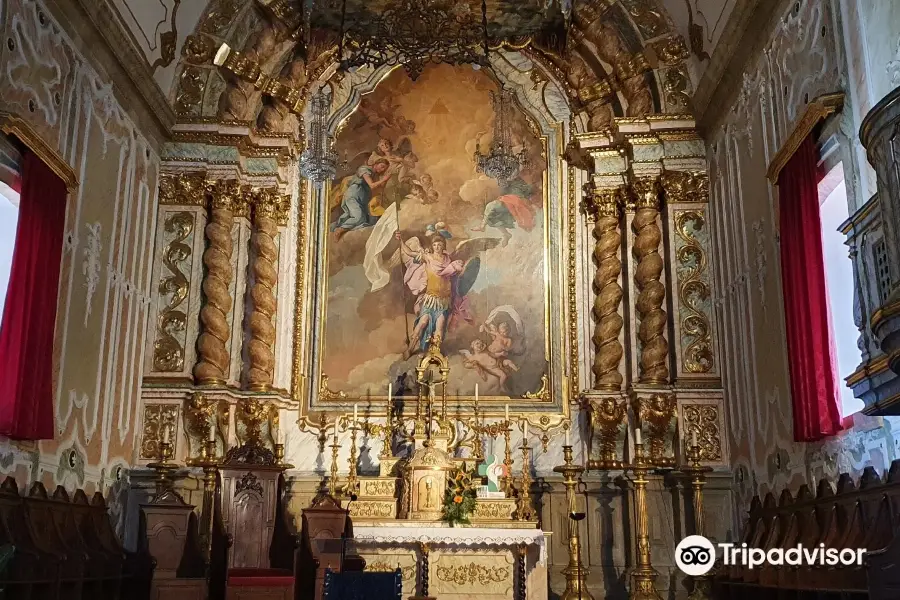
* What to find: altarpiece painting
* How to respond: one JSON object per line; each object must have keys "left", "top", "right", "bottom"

{"left": 300, "top": 60, "right": 573, "bottom": 410}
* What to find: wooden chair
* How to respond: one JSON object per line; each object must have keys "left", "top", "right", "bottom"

{"left": 213, "top": 442, "right": 298, "bottom": 600}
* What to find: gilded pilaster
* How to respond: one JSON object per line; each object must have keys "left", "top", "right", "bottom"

{"left": 246, "top": 188, "right": 280, "bottom": 391}
{"left": 631, "top": 176, "right": 668, "bottom": 385}
{"left": 584, "top": 186, "right": 625, "bottom": 391}
{"left": 194, "top": 180, "right": 241, "bottom": 385}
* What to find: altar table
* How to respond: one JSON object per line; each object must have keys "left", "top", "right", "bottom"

{"left": 352, "top": 526, "right": 549, "bottom": 600}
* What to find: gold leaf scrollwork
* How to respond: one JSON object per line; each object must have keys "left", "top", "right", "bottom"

{"left": 366, "top": 561, "right": 415, "bottom": 580}
{"left": 683, "top": 404, "right": 722, "bottom": 461}
{"left": 319, "top": 374, "right": 347, "bottom": 401}
{"left": 141, "top": 404, "right": 179, "bottom": 460}
{"left": 674, "top": 210, "right": 713, "bottom": 374}
{"left": 523, "top": 373, "right": 550, "bottom": 401}
{"left": 153, "top": 212, "right": 194, "bottom": 372}
{"left": 436, "top": 563, "right": 510, "bottom": 586}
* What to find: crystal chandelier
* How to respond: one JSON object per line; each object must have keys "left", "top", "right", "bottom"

{"left": 335, "top": 0, "right": 490, "bottom": 81}
{"left": 475, "top": 88, "right": 527, "bottom": 184}
{"left": 299, "top": 86, "right": 338, "bottom": 184}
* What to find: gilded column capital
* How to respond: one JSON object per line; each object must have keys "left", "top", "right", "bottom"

{"left": 582, "top": 185, "right": 623, "bottom": 220}
{"left": 630, "top": 176, "right": 661, "bottom": 210}
{"left": 660, "top": 170, "right": 709, "bottom": 203}
{"left": 252, "top": 188, "right": 283, "bottom": 221}
{"left": 206, "top": 179, "right": 245, "bottom": 211}
{"left": 159, "top": 172, "right": 208, "bottom": 206}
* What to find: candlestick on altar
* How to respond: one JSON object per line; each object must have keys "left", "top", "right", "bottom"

{"left": 346, "top": 419, "right": 360, "bottom": 496}
{"left": 186, "top": 434, "right": 220, "bottom": 561}
{"left": 517, "top": 440, "right": 535, "bottom": 521}
{"left": 627, "top": 438, "right": 662, "bottom": 600}
{"left": 329, "top": 429, "right": 340, "bottom": 496}
{"left": 679, "top": 439, "right": 713, "bottom": 600}
{"left": 502, "top": 419, "right": 514, "bottom": 496}
{"left": 553, "top": 446, "right": 592, "bottom": 600}
{"left": 565, "top": 425, "right": 571, "bottom": 447}
{"left": 379, "top": 383, "right": 395, "bottom": 460}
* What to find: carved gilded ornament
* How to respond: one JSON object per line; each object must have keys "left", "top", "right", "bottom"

{"left": 472, "top": 500, "right": 517, "bottom": 520}
{"left": 350, "top": 501, "right": 396, "bottom": 518}
{"left": 635, "top": 393, "right": 676, "bottom": 467}
{"left": 182, "top": 391, "right": 227, "bottom": 450}
{"left": 182, "top": 33, "right": 218, "bottom": 64}
{"left": 141, "top": 404, "right": 179, "bottom": 460}
{"left": 616, "top": 52, "right": 651, "bottom": 81}
{"left": 366, "top": 561, "right": 415, "bottom": 580}
{"left": 158, "top": 173, "right": 207, "bottom": 206}
{"left": 175, "top": 66, "right": 206, "bottom": 115}
{"left": 363, "top": 480, "right": 397, "bottom": 497}
{"left": 663, "top": 66, "right": 691, "bottom": 109}
{"left": 661, "top": 170, "right": 709, "bottom": 204}
{"left": 588, "top": 396, "right": 626, "bottom": 468}
{"left": 436, "top": 563, "right": 510, "bottom": 586}
{"left": 674, "top": 210, "right": 713, "bottom": 374}
{"left": 153, "top": 212, "right": 194, "bottom": 372}
{"left": 621, "top": 0, "right": 670, "bottom": 39}
{"left": 319, "top": 374, "right": 347, "bottom": 400}
{"left": 649, "top": 36, "right": 690, "bottom": 65}
{"left": 682, "top": 404, "right": 722, "bottom": 462}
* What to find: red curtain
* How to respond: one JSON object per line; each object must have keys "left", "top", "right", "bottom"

{"left": 778, "top": 134, "right": 843, "bottom": 442}
{"left": 0, "top": 150, "right": 67, "bottom": 440}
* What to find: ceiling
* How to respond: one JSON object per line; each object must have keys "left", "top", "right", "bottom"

{"left": 97, "top": 0, "right": 744, "bottom": 130}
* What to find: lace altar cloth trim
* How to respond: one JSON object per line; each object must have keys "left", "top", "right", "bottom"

{"left": 352, "top": 526, "right": 547, "bottom": 565}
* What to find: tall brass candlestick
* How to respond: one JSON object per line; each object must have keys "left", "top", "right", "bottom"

{"left": 188, "top": 439, "right": 220, "bottom": 560}
{"left": 553, "top": 446, "right": 592, "bottom": 600}
{"left": 503, "top": 421, "right": 514, "bottom": 496}
{"left": 147, "top": 439, "right": 178, "bottom": 498}
{"left": 346, "top": 422, "right": 360, "bottom": 495}
{"left": 329, "top": 430, "right": 340, "bottom": 496}
{"left": 518, "top": 444, "right": 535, "bottom": 521}
{"left": 628, "top": 442, "right": 662, "bottom": 600}
{"left": 681, "top": 442, "right": 713, "bottom": 600}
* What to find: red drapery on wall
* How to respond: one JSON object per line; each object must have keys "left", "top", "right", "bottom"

{"left": 778, "top": 134, "right": 843, "bottom": 442}
{"left": 0, "top": 150, "right": 67, "bottom": 440}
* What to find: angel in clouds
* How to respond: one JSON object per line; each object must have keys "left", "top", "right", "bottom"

{"left": 391, "top": 225, "right": 499, "bottom": 359}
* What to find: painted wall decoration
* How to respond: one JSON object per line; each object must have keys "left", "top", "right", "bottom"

{"left": 320, "top": 64, "right": 548, "bottom": 399}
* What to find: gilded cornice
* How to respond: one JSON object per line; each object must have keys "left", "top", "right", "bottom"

{"left": 0, "top": 111, "right": 78, "bottom": 190}
{"left": 767, "top": 93, "right": 844, "bottom": 183}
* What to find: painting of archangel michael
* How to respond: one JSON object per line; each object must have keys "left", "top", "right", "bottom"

{"left": 322, "top": 63, "right": 547, "bottom": 398}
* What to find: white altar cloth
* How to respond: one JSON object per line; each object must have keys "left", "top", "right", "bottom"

{"left": 353, "top": 526, "right": 548, "bottom": 564}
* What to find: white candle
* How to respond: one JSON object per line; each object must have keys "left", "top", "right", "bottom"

{"left": 276, "top": 427, "right": 284, "bottom": 445}
{"left": 208, "top": 418, "right": 216, "bottom": 442}
{"left": 691, "top": 429, "right": 698, "bottom": 448}
{"left": 635, "top": 427, "right": 642, "bottom": 446}
{"left": 475, "top": 384, "right": 479, "bottom": 406}
{"left": 523, "top": 421, "right": 528, "bottom": 440}
{"left": 565, "top": 427, "right": 570, "bottom": 447}
{"left": 353, "top": 403, "right": 358, "bottom": 425}
{"left": 162, "top": 426, "right": 170, "bottom": 445}
{"left": 505, "top": 404, "right": 509, "bottom": 422}
{"left": 388, "top": 383, "right": 392, "bottom": 402}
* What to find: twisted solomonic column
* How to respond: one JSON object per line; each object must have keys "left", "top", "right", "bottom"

{"left": 631, "top": 176, "right": 669, "bottom": 385}
{"left": 584, "top": 186, "right": 625, "bottom": 391}
{"left": 246, "top": 188, "right": 280, "bottom": 391}
{"left": 194, "top": 180, "right": 240, "bottom": 385}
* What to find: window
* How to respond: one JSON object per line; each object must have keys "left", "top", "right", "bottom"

{"left": 0, "top": 180, "right": 19, "bottom": 324}
{"left": 817, "top": 162, "right": 863, "bottom": 417}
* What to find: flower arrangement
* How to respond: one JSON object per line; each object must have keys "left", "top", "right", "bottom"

{"left": 442, "top": 467, "right": 477, "bottom": 526}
